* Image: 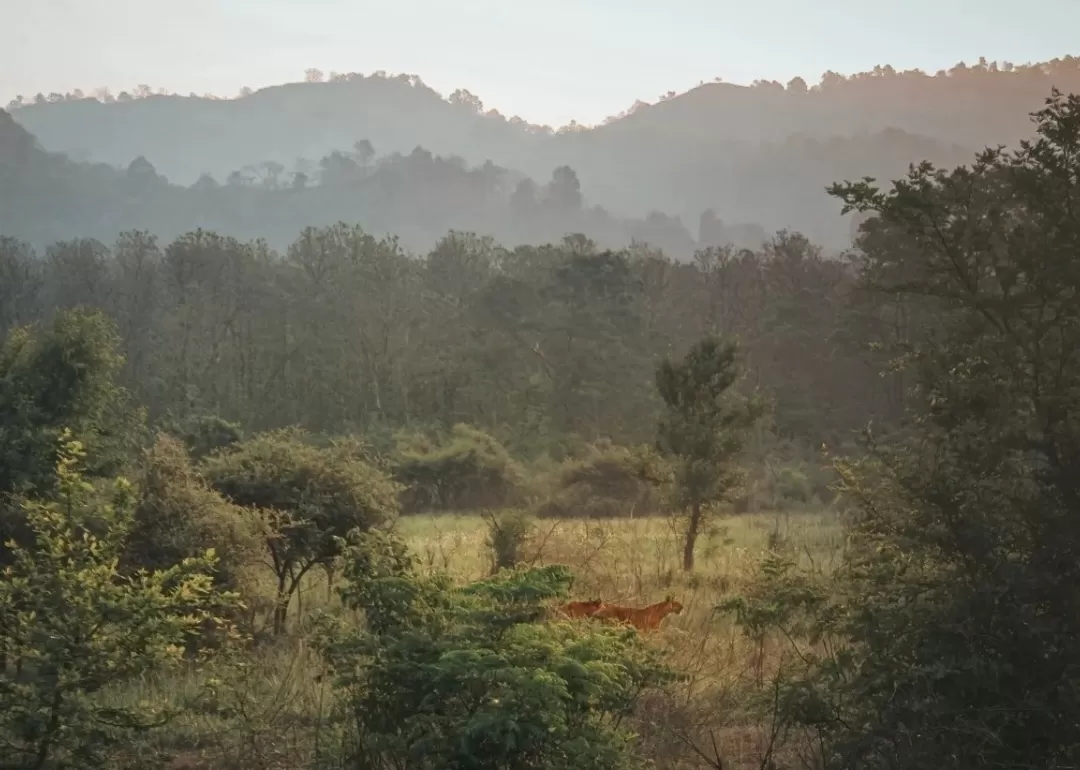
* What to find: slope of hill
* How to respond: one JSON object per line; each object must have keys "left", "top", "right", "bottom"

{"left": 576, "top": 60, "right": 1075, "bottom": 149}
{"left": 0, "top": 110, "right": 705, "bottom": 257}
{"left": 10, "top": 57, "right": 1079, "bottom": 247}
{"left": 540, "top": 58, "right": 1080, "bottom": 240}
{"left": 12, "top": 74, "right": 546, "bottom": 188}
{"left": 0, "top": 109, "right": 132, "bottom": 247}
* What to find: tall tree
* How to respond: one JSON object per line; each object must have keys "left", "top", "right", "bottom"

{"left": 749, "top": 88, "right": 1080, "bottom": 768}
{"left": 0, "top": 309, "right": 139, "bottom": 503}
{"left": 201, "top": 429, "right": 401, "bottom": 634}
{"left": 0, "top": 238, "right": 41, "bottom": 339}
{"left": 0, "top": 435, "right": 227, "bottom": 768}
{"left": 656, "top": 336, "right": 762, "bottom": 571}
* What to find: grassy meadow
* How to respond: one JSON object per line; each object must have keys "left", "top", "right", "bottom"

{"left": 107, "top": 509, "right": 844, "bottom": 769}
{"left": 396, "top": 509, "right": 843, "bottom": 604}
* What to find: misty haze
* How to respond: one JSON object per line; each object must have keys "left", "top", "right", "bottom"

{"left": 3, "top": 2, "right": 1080, "bottom": 769}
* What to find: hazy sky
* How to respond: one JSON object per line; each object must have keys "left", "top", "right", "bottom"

{"left": 4, "top": 0, "right": 1079, "bottom": 126}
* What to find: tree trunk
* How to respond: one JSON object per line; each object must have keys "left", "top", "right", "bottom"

{"left": 33, "top": 687, "right": 64, "bottom": 770}
{"left": 273, "top": 573, "right": 289, "bottom": 636}
{"left": 325, "top": 562, "right": 336, "bottom": 603}
{"left": 682, "top": 503, "right": 703, "bottom": 572}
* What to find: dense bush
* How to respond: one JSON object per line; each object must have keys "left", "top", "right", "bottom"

{"left": 736, "top": 428, "right": 839, "bottom": 512}
{"left": 317, "top": 533, "right": 677, "bottom": 770}
{"left": 393, "top": 423, "right": 526, "bottom": 512}
{"left": 758, "top": 458, "right": 837, "bottom": 510}
{"left": 484, "top": 508, "right": 536, "bottom": 572}
{"left": 536, "top": 439, "right": 670, "bottom": 519}
{"left": 0, "top": 436, "right": 230, "bottom": 769}
{"left": 124, "top": 433, "right": 264, "bottom": 599}
{"left": 160, "top": 411, "right": 244, "bottom": 462}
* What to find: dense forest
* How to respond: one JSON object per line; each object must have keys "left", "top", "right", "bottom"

{"left": 2, "top": 57, "right": 1080, "bottom": 770}
{"left": 0, "top": 223, "right": 888, "bottom": 458}
{"left": 9, "top": 56, "right": 1080, "bottom": 246}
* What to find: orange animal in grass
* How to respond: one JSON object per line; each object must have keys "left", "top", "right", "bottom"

{"left": 557, "top": 598, "right": 605, "bottom": 619}
{"left": 594, "top": 595, "right": 683, "bottom": 632}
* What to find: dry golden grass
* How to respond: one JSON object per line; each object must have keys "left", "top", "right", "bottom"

{"left": 396, "top": 509, "right": 841, "bottom": 609}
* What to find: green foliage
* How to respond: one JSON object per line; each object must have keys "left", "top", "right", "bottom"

{"left": 201, "top": 428, "right": 401, "bottom": 633}
{"left": 0, "top": 309, "right": 140, "bottom": 499}
{"left": 0, "top": 309, "right": 144, "bottom": 574}
{"left": 393, "top": 423, "right": 526, "bottom": 512}
{"left": 319, "top": 534, "right": 676, "bottom": 770}
{"left": 0, "top": 435, "right": 231, "bottom": 769}
{"left": 333, "top": 530, "right": 452, "bottom": 638}
{"left": 717, "top": 548, "right": 837, "bottom": 692}
{"left": 763, "top": 459, "right": 837, "bottom": 511}
{"left": 737, "top": 421, "right": 842, "bottom": 512}
{"left": 124, "top": 433, "right": 264, "bottom": 599}
{"left": 159, "top": 411, "right": 244, "bottom": 463}
{"left": 463, "top": 563, "right": 575, "bottom": 602}
{"left": 656, "top": 336, "right": 763, "bottom": 570}
{"left": 483, "top": 509, "right": 535, "bottom": 573}
{"left": 720, "top": 551, "right": 829, "bottom": 642}
{"left": 722, "top": 90, "right": 1080, "bottom": 769}
{"left": 820, "top": 89, "right": 1080, "bottom": 768}
{"left": 773, "top": 465, "right": 814, "bottom": 504}
{"left": 0, "top": 219, "right": 884, "bottom": 464}
{"left": 537, "top": 439, "right": 671, "bottom": 519}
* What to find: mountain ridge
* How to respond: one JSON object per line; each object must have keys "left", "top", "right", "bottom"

{"left": 8, "top": 57, "right": 1080, "bottom": 247}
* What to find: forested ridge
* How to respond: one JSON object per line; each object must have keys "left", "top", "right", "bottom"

{"left": 8, "top": 56, "right": 1080, "bottom": 246}
{"left": 0, "top": 108, "right": 707, "bottom": 257}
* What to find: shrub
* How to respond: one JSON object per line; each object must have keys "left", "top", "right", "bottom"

{"left": 123, "top": 433, "right": 267, "bottom": 636}
{"left": 318, "top": 535, "right": 677, "bottom": 770}
{"left": 160, "top": 411, "right": 244, "bottom": 462}
{"left": 393, "top": 423, "right": 526, "bottom": 512}
{"left": 537, "top": 439, "right": 670, "bottom": 518}
{"left": 0, "top": 435, "right": 231, "bottom": 769}
{"left": 742, "top": 434, "right": 838, "bottom": 511}
{"left": 484, "top": 508, "right": 535, "bottom": 573}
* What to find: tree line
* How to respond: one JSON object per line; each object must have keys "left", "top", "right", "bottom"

{"left": 0, "top": 223, "right": 898, "bottom": 456}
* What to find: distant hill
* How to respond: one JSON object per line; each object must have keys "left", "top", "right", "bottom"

{"left": 9, "top": 57, "right": 1080, "bottom": 247}
{"left": 0, "top": 109, "right": 707, "bottom": 257}
{"left": 0, "top": 109, "right": 131, "bottom": 247}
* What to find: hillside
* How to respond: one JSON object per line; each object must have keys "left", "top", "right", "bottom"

{"left": 12, "top": 75, "right": 547, "bottom": 187}
{"left": 9, "top": 57, "right": 1080, "bottom": 247}
{"left": 0, "top": 110, "right": 708, "bottom": 256}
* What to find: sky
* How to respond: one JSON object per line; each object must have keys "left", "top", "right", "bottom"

{"left": 4, "top": 0, "right": 1080, "bottom": 127}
